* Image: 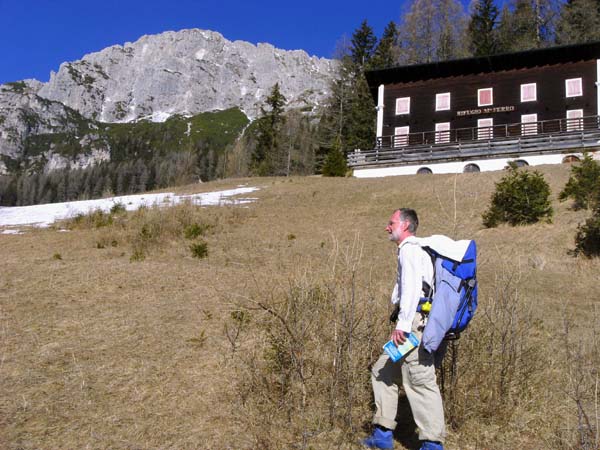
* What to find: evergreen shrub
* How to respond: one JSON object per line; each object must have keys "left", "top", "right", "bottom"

{"left": 482, "top": 165, "right": 553, "bottom": 227}
{"left": 559, "top": 153, "right": 600, "bottom": 210}
{"left": 110, "top": 202, "right": 126, "bottom": 214}
{"left": 184, "top": 222, "right": 211, "bottom": 239}
{"left": 573, "top": 188, "right": 600, "bottom": 257}
{"left": 190, "top": 241, "right": 208, "bottom": 259}
{"left": 321, "top": 138, "right": 348, "bottom": 177}
{"left": 573, "top": 213, "right": 600, "bottom": 257}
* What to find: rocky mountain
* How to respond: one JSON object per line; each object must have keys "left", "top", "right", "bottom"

{"left": 0, "top": 80, "right": 108, "bottom": 175}
{"left": 0, "top": 29, "right": 338, "bottom": 175}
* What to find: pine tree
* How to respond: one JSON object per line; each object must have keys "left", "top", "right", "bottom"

{"left": 115, "top": 165, "right": 126, "bottom": 195}
{"left": 346, "top": 74, "right": 376, "bottom": 151}
{"left": 322, "top": 137, "right": 348, "bottom": 177}
{"left": 16, "top": 174, "right": 25, "bottom": 206}
{"left": 482, "top": 165, "right": 553, "bottom": 227}
{"left": 26, "top": 173, "right": 39, "bottom": 205}
{"left": 559, "top": 154, "right": 600, "bottom": 210}
{"left": 92, "top": 172, "right": 105, "bottom": 198}
{"left": 555, "top": 0, "right": 600, "bottom": 44}
{"left": 316, "top": 22, "right": 378, "bottom": 172}
{"left": 0, "top": 176, "right": 17, "bottom": 206}
{"left": 371, "top": 21, "right": 400, "bottom": 69}
{"left": 495, "top": 5, "right": 515, "bottom": 52}
{"left": 468, "top": 0, "right": 499, "bottom": 56}
{"left": 350, "top": 20, "right": 378, "bottom": 70}
{"left": 251, "top": 83, "right": 287, "bottom": 176}
{"left": 55, "top": 170, "right": 68, "bottom": 202}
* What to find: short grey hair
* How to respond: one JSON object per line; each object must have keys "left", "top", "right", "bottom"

{"left": 396, "top": 208, "right": 419, "bottom": 234}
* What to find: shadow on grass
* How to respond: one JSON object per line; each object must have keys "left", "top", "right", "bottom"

{"left": 393, "top": 394, "right": 420, "bottom": 449}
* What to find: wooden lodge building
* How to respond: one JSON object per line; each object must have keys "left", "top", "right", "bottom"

{"left": 349, "top": 41, "right": 600, "bottom": 177}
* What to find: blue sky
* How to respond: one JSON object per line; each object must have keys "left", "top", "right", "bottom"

{"left": 0, "top": 0, "right": 407, "bottom": 84}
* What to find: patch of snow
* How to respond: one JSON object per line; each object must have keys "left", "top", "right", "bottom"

{"left": 0, "top": 187, "right": 260, "bottom": 228}
{"left": 150, "top": 111, "right": 172, "bottom": 123}
{"left": 185, "top": 122, "right": 192, "bottom": 137}
{"left": 1, "top": 229, "right": 23, "bottom": 235}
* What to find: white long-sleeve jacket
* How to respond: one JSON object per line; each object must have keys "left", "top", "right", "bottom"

{"left": 391, "top": 235, "right": 434, "bottom": 333}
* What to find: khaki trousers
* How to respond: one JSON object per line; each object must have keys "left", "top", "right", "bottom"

{"left": 371, "top": 313, "right": 446, "bottom": 443}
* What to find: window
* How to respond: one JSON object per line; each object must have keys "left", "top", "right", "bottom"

{"left": 435, "top": 93, "right": 451, "bottom": 111}
{"left": 520, "top": 83, "right": 537, "bottom": 102}
{"left": 435, "top": 122, "right": 450, "bottom": 144}
{"left": 463, "top": 164, "right": 480, "bottom": 173}
{"left": 566, "top": 109, "right": 583, "bottom": 131}
{"left": 521, "top": 114, "right": 538, "bottom": 135}
{"left": 395, "top": 97, "right": 410, "bottom": 115}
{"left": 511, "top": 159, "right": 529, "bottom": 167}
{"left": 394, "top": 126, "right": 409, "bottom": 147}
{"left": 477, "top": 118, "right": 493, "bottom": 140}
{"left": 566, "top": 78, "right": 582, "bottom": 97}
{"left": 478, "top": 88, "right": 493, "bottom": 106}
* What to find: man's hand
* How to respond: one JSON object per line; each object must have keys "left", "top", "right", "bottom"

{"left": 391, "top": 329, "right": 407, "bottom": 346}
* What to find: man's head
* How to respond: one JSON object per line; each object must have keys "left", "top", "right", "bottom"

{"left": 386, "top": 208, "right": 419, "bottom": 243}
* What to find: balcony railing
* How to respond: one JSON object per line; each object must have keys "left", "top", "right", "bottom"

{"left": 348, "top": 115, "right": 600, "bottom": 167}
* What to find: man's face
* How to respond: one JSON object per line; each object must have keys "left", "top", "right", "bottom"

{"left": 386, "top": 211, "right": 405, "bottom": 243}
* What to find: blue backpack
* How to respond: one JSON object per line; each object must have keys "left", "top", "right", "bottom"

{"left": 419, "top": 239, "right": 478, "bottom": 353}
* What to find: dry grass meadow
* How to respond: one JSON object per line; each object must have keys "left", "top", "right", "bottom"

{"left": 1, "top": 165, "right": 599, "bottom": 449}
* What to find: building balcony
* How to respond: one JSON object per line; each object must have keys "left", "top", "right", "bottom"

{"left": 348, "top": 115, "right": 600, "bottom": 169}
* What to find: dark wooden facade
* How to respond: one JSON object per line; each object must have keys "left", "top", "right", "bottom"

{"left": 366, "top": 42, "right": 600, "bottom": 143}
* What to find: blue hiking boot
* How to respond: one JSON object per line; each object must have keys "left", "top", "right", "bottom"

{"left": 419, "top": 441, "right": 444, "bottom": 450}
{"left": 362, "top": 428, "right": 393, "bottom": 449}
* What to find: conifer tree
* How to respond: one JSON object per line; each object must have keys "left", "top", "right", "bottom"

{"left": 345, "top": 74, "right": 376, "bottom": 151}
{"left": 317, "top": 21, "right": 377, "bottom": 172}
{"left": 91, "top": 167, "right": 104, "bottom": 197}
{"left": 251, "top": 83, "right": 287, "bottom": 176}
{"left": 371, "top": 21, "right": 400, "bottom": 69}
{"left": 468, "top": 0, "right": 499, "bottom": 56}
{"left": 0, "top": 176, "right": 17, "bottom": 206}
{"left": 322, "top": 137, "right": 348, "bottom": 177}
{"left": 559, "top": 154, "right": 600, "bottom": 210}
{"left": 495, "top": 5, "right": 515, "bottom": 52}
{"left": 350, "top": 20, "right": 378, "bottom": 70}
{"left": 555, "top": 0, "right": 600, "bottom": 44}
{"left": 55, "top": 171, "right": 67, "bottom": 202}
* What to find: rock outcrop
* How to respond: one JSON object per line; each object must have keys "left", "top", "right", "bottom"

{"left": 37, "top": 29, "right": 337, "bottom": 122}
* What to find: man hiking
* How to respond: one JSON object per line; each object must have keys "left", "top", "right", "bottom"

{"left": 363, "top": 208, "right": 445, "bottom": 450}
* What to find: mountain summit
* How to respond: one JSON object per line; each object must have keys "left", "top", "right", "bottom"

{"left": 37, "top": 28, "right": 337, "bottom": 122}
